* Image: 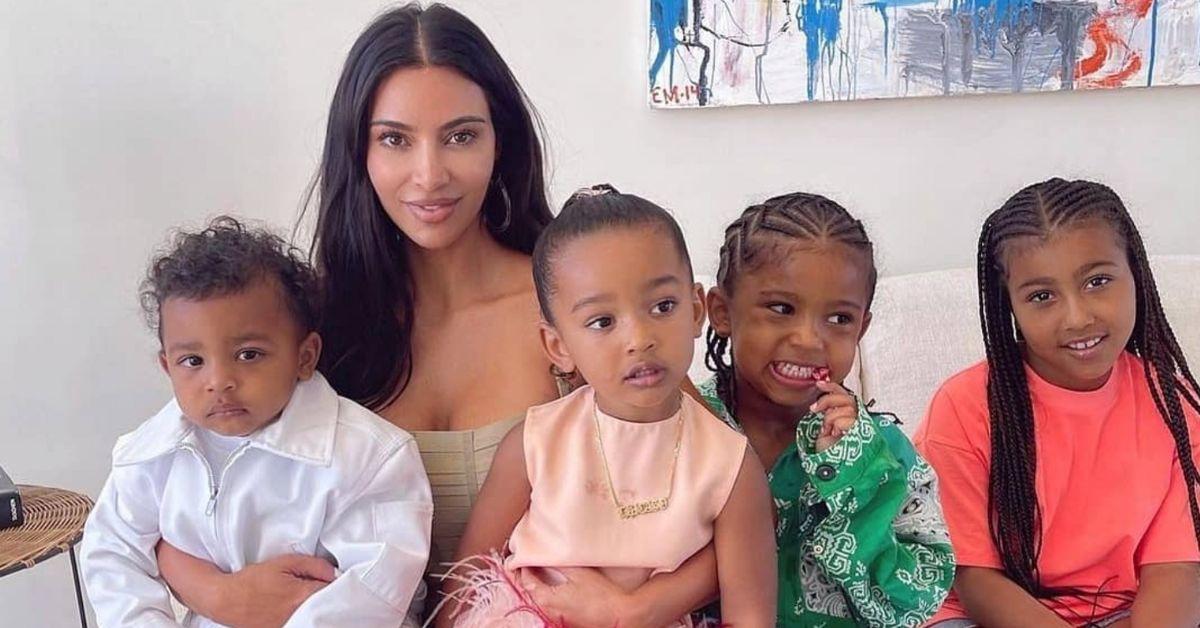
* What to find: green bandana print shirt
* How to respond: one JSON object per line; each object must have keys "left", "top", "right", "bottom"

{"left": 698, "top": 377, "right": 954, "bottom": 627}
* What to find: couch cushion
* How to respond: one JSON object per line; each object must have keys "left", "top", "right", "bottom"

{"left": 1152, "top": 256, "right": 1200, "bottom": 379}
{"left": 858, "top": 255, "right": 1200, "bottom": 437}
{"left": 857, "top": 267, "right": 981, "bottom": 435}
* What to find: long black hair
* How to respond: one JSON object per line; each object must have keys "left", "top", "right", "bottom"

{"left": 307, "top": 3, "right": 553, "bottom": 410}
{"left": 704, "top": 192, "right": 876, "bottom": 418}
{"left": 977, "top": 178, "right": 1200, "bottom": 612}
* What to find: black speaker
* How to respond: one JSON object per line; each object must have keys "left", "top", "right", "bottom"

{"left": 0, "top": 465, "right": 23, "bottom": 530}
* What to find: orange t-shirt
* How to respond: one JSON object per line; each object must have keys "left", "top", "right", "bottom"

{"left": 914, "top": 351, "right": 1200, "bottom": 626}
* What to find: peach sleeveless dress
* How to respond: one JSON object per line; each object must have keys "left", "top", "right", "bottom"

{"left": 454, "top": 385, "right": 748, "bottom": 626}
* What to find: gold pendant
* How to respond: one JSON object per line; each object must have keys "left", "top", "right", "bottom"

{"left": 593, "top": 402, "right": 683, "bottom": 521}
{"left": 617, "top": 497, "right": 669, "bottom": 519}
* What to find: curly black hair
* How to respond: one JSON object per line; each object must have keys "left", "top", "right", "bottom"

{"left": 140, "top": 216, "right": 319, "bottom": 339}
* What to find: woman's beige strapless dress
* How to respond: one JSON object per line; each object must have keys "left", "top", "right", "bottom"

{"left": 411, "top": 378, "right": 573, "bottom": 570}
{"left": 411, "top": 415, "right": 522, "bottom": 571}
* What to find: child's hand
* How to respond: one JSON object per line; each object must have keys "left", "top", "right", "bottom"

{"left": 811, "top": 380, "right": 858, "bottom": 453}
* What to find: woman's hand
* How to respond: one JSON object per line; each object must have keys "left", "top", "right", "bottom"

{"left": 523, "top": 541, "right": 720, "bottom": 628}
{"left": 157, "top": 541, "right": 335, "bottom": 628}
{"left": 219, "top": 555, "right": 336, "bottom": 628}
{"left": 520, "top": 567, "right": 643, "bottom": 628}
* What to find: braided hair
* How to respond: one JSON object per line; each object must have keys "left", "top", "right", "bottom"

{"left": 704, "top": 192, "right": 877, "bottom": 418}
{"left": 978, "top": 178, "right": 1200, "bottom": 609}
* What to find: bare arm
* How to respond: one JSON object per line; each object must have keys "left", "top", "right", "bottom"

{"left": 955, "top": 566, "right": 1070, "bottom": 628}
{"left": 434, "top": 421, "right": 532, "bottom": 626}
{"left": 1129, "top": 562, "right": 1200, "bottom": 628}
{"left": 156, "top": 542, "right": 333, "bottom": 628}
{"left": 621, "top": 544, "right": 718, "bottom": 627}
{"left": 712, "top": 448, "right": 777, "bottom": 627}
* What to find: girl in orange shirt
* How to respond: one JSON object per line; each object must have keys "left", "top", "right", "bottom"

{"left": 916, "top": 178, "right": 1200, "bottom": 627}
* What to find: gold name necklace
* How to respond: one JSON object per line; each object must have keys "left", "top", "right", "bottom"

{"left": 593, "top": 405, "right": 684, "bottom": 519}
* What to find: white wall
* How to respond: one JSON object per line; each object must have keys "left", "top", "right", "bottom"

{"left": 1, "top": 1, "right": 1197, "bottom": 624}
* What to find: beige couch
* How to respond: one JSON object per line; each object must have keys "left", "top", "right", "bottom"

{"left": 854, "top": 255, "right": 1200, "bottom": 436}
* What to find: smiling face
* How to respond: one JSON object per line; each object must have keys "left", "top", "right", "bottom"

{"left": 539, "top": 226, "right": 704, "bottom": 422}
{"left": 708, "top": 239, "right": 873, "bottom": 417}
{"left": 365, "top": 65, "right": 497, "bottom": 251}
{"left": 1001, "top": 220, "right": 1137, "bottom": 391}
{"left": 158, "top": 276, "right": 321, "bottom": 436}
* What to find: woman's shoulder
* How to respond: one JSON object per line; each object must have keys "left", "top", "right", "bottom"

{"left": 490, "top": 247, "right": 536, "bottom": 297}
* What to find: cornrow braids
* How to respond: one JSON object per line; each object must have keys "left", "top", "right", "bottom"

{"left": 978, "top": 177, "right": 1200, "bottom": 609}
{"left": 704, "top": 192, "right": 877, "bottom": 418}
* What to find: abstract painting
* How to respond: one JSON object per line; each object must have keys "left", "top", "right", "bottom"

{"left": 647, "top": 0, "right": 1200, "bottom": 107}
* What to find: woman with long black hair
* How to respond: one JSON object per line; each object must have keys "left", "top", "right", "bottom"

{"left": 154, "top": 5, "right": 717, "bottom": 626}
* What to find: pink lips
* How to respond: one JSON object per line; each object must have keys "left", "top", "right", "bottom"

{"left": 624, "top": 363, "right": 666, "bottom": 388}
{"left": 403, "top": 197, "right": 459, "bottom": 224}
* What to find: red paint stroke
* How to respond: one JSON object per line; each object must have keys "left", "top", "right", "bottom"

{"left": 1077, "top": 0, "right": 1153, "bottom": 87}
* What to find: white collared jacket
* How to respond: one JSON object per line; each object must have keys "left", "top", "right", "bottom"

{"left": 81, "top": 373, "right": 433, "bottom": 627}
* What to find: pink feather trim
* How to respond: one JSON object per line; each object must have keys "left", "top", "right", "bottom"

{"left": 429, "top": 552, "right": 564, "bottom": 627}
{"left": 429, "top": 553, "right": 727, "bottom": 628}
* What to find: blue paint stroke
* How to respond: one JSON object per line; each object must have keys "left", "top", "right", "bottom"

{"left": 876, "top": 5, "right": 890, "bottom": 66}
{"left": 1148, "top": 0, "right": 1158, "bottom": 85}
{"left": 649, "top": 0, "right": 688, "bottom": 84}
{"left": 796, "top": 0, "right": 845, "bottom": 100}
{"left": 952, "top": 0, "right": 1036, "bottom": 58}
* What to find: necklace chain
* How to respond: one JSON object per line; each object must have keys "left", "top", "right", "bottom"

{"left": 593, "top": 405, "right": 684, "bottom": 519}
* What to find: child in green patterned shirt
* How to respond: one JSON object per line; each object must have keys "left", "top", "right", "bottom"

{"left": 698, "top": 192, "right": 955, "bottom": 627}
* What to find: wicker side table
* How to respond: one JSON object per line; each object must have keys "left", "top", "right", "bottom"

{"left": 0, "top": 485, "right": 94, "bottom": 627}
